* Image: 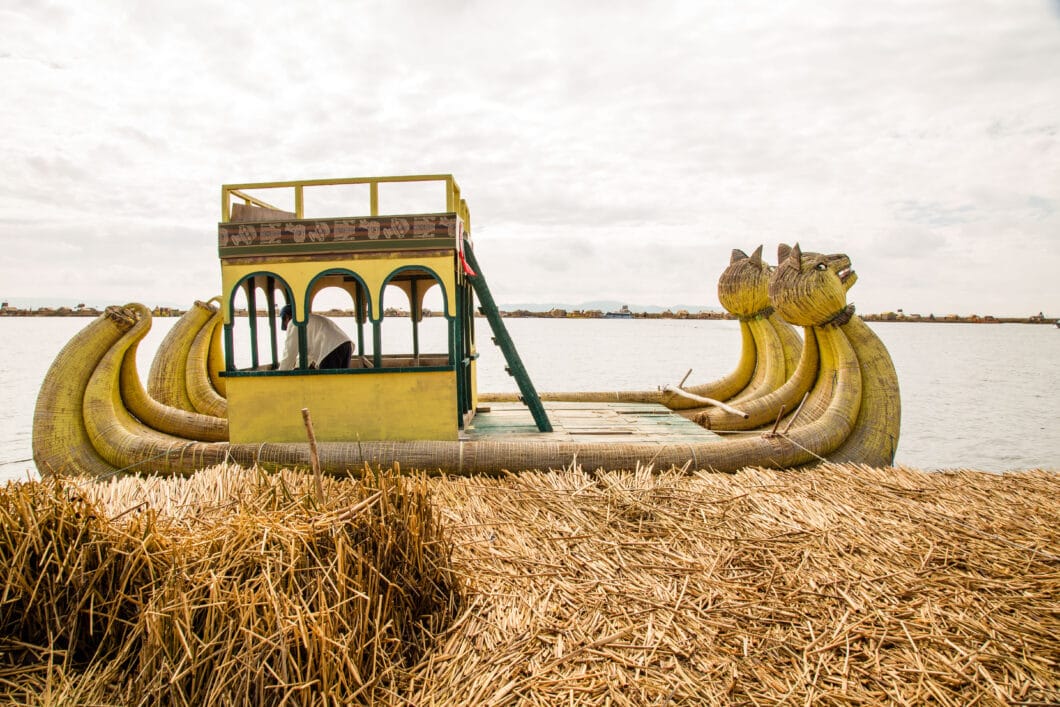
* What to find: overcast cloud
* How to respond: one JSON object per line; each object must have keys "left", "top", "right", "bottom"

{"left": 1, "top": 0, "right": 1058, "bottom": 316}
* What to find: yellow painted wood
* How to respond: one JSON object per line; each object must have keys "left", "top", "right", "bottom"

{"left": 227, "top": 371, "right": 458, "bottom": 443}
{"left": 221, "top": 253, "right": 458, "bottom": 323}
{"left": 216, "top": 174, "right": 479, "bottom": 446}
{"left": 225, "top": 188, "right": 285, "bottom": 214}
{"left": 470, "top": 358, "right": 479, "bottom": 409}
{"left": 460, "top": 198, "right": 470, "bottom": 233}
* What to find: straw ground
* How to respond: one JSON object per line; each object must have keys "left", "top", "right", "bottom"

{"left": 0, "top": 467, "right": 459, "bottom": 705}
{"left": 1, "top": 463, "right": 1057, "bottom": 705}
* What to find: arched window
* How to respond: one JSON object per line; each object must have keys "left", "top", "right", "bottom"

{"left": 300, "top": 269, "right": 373, "bottom": 369}
{"left": 226, "top": 273, "right": 293, "bottom": 371}
{"left": 379, "top": 266, "right": 452, "bottom": 369}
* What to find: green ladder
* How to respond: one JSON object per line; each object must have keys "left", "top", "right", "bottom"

{"left": 463, "top": 245, "right": 552, "bottom": 432}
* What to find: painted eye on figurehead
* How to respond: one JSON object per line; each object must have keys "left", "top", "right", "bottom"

{"left": 815, "top": 263, "right": 827, "bottom": 271}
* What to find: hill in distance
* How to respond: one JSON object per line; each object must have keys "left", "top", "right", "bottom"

{"left": 1, "top": 296, "right": 185, "bottom": 310}
{"left": 498, "top": 300, "right": 723, "bottom": 314}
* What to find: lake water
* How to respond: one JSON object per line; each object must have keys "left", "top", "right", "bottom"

{"left": 2, "top": 316, "right": 1057, "bottom": 481}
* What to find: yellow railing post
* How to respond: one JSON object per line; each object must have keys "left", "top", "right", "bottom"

{"left": 294, "top": 185, "right": 304, "bottom": 219}
{"left": 461, "top": 198, "right": 470, "bottom": 233}
{"left": 221, "top": 187, "right": 231, "bottom": 222}
{"left": 369, "top": 182, "right": 379, "bottom": 216}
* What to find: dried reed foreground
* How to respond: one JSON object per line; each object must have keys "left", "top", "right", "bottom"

{"left": 1, "top": 463, "right": 1058, "bottom": 706}
{"left": 0, "top": 467, "right": 459, "bottom": 705}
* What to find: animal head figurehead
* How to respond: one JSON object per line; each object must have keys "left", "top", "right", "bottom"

{"left": 768, "top": 243, "right": 858, "bottom": 327}
{"left": 717, "top": 245, "right": 772, "bottom": 318}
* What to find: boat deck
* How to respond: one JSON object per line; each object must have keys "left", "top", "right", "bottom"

{"left": 462, "top": 402, "right": 723, "bottom": 444}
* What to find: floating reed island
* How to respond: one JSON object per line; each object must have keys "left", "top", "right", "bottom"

{"left": 1, "top": 463, "right": 1057, "bottom": 705}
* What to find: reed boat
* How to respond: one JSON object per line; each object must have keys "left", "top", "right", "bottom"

{"left": 32, "top": 175, "right": 900, "bottom": 477}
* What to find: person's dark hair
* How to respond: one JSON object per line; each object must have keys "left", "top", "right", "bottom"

{"left": 280, "top": 304, "right": 293, "bottom": 330}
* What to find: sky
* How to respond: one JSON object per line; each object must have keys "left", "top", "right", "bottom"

{"left": 1, "top": 0, "right": 1058, "bottom": 317}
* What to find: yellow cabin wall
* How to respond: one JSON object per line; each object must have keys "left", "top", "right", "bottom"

{"left": 226, "top": 371, "right": 458, "bottom": 443}
{"left": 220, "top": 253, "right": 458, "bottom": 323}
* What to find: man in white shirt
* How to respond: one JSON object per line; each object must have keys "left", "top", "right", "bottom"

{"left": 278, "top": 305, "right": 353, "bottom": 370}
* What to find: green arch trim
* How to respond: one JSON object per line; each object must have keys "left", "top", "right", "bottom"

{"left": 303, "top": 268, "right": 374, "bottom": 323}
{"left": 380, "top": 264, "right": 452, "bottom": 321}
{"left": 223, "top": 271, "right": 295, "bottom": 371}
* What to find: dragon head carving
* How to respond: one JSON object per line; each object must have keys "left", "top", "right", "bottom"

{"left": 717, "top": 245, "right": 772, "bottom": 318}
{"left": 769, "top": 243, "right": 857, "bottom": 327}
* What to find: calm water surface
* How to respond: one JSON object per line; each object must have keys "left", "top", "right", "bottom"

{"left": 2, "top": 317, "right": 1057, "bottom": 481}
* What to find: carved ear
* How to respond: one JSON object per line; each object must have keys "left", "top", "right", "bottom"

{"left": 777, "top": 244, "right": 791, "bottom": 263}
{"left": 750, "top": 245, "right": 763, "bottom": 265}
{"left": 789, "top": 243, "right": 803, "bottom": 271}
{"left": 730, "top": 248, "right": 748, "bottom": 264}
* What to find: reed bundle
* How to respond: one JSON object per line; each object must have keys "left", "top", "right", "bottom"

{"left": 1, "top": 463, "right": 1057, "bottom": 705}
{"left": 0, "top": 467, "right": 459, "bottom": 705}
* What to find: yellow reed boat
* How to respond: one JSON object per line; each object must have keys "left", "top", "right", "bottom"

{"left": 32, "top": 175, "right": 900, "bottom": 476}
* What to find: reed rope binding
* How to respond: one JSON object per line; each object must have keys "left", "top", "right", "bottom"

{"left": 737, "top": 304, "right": 775, "bottom": 321}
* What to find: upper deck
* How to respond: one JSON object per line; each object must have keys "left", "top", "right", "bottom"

{"left": 217, "top": 174, "right": 470, "bottom": 260}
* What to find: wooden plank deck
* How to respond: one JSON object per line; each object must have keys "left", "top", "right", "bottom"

{"left": 462, "top": 402, "right": 723, "bottom": 444}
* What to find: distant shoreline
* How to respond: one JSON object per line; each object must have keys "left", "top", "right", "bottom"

{"left": 0, "top": 304, "right": 1055, "bottom": 325}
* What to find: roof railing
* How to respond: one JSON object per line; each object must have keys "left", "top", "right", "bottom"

{"left": 220, "top": 174, "right": 470, "bottom": 232}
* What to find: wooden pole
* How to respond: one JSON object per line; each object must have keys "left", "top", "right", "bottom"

{"left": 661, "top": 385, "right": 749, "bottom": 419}
{"left": 781, "top": 392, "right": 810, "bottom": 434}
{"left": 302, "top": 407, "right": 324, "bottom": 504}
{"left": 769, "top": 403, "right": 788, "bottom": 437}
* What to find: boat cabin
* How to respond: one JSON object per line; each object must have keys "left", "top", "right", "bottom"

{"left": 218, "top": 175, "right": 483, "bottom": 443}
